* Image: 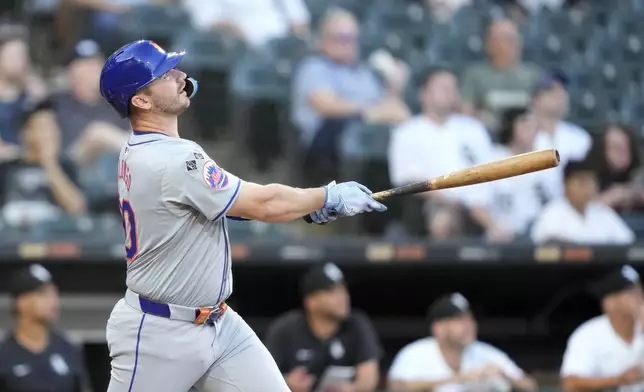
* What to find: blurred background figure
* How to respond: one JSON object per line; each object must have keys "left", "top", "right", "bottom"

{"left": 291, "top": 8, "right": 409, "bottom": 187}
{"left": 561, "top": 265, "right": 644, "bottom": 392}
{"left": 531, "top": 160, "right": 634, "bottom": 245}
{"left": 35, "top": 39, "right": 128, "bottom": 166}
{"left": 264, "top": 263, "right": 381, "bottom": 392}
{"left": 387, "top": 293, "right": 536, "bottom": 392}
{"left": 486, "top": 107, "right": 552, "bottom": 238}
{"left": 0, "top": 264, "right": 91, "bottom": 392}
{"left": 0, "top": 104, "right": 86, "bottom": 229}
{"left": 388, "top": 67, "right": 510, "bottom": 242}
{"left": 182, "top": 0, "right": 311, "bottom": 47}
{"left": 460, "top": 18, "right": 541, "bottom": 133}
{"left": 0, "top": 29, "right": 48, "bottom": 161}
{"left": 532, "top": 71, "right": 591, "bottom": 197}
{"left": 589, "top": 124, "right": 644, "bottom": 213}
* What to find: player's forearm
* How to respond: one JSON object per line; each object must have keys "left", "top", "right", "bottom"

{"left": 308, "top": 92, "right": 364, "bottom": 118}
{"left": 562, "top": 375, "right": 624, "bottom": 391}
{"left": 256, "top": 184, "right": 326, "bottom": 223}
{"left": 43, "top": 162, "right": 87, "bottom": 214}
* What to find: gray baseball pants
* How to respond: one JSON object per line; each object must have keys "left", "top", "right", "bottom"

{"left": 105, "top": 295, "right": 290, "bottom": 392}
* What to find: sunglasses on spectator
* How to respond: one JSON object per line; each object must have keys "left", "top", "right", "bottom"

{"left": 329, "top": 33, "right": 358, "bottom": 42}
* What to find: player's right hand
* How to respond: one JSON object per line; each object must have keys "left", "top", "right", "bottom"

{"left": 323, "top": 180, "right": 387, "bottom": 217}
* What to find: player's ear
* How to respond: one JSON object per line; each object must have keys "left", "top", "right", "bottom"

{"left": 130, "top": 92, "right": 153, "bottom": 112}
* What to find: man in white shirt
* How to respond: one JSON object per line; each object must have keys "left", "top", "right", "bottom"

{"left": 388, "top": 67, "right": 511, "bottom": 241}
{"left": 488, "top": 107, "right": 554, "bottom": 237}
{"left": 561, "top": 265, "right": 644, "bottom": 391}
{"left": 531, "top": 160, "right": 635, "bottom": 244}
{"left": 181, "top": 0, "right": 311, "bottom": 47}
{"left": 388, "top": 293, "right": 536, "bottom": 392}
{"left": 532, "top": 71, "right": 592, "bottom": 197}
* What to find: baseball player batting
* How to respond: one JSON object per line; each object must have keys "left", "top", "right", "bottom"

{"left": 100, "top": 40, "right": 385, "bottom": 392}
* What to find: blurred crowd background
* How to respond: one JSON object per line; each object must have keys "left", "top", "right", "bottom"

{"left": 1, "top": 0, "right": 644, "bottom": 244}
{"left": 1, "top": 0, "right": 644, "bottom": 391}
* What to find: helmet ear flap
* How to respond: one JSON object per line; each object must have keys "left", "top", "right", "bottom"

{"left": 184, "top": 77, "right": 198, "bottom": 98}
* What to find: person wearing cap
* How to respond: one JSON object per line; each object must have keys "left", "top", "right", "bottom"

{"left": 0, "top": 264, "right": 91, "bottom": 392}
{"left": 531, "top": 159, "right": 634, "bottom": 245}
{"left": 27, "top": 39, "right": 129, "bottom": 167}
{"left": 388, "top": 293, "right": 536, "bottom": 392}
{"left": 263, "top": 263, "right": 382, "bottom": 392}
{"left": 561, "top": 265, "right": 644, "bottom": 391}
{"left": 532, "top": 70, "right": 592, "bottom": 197}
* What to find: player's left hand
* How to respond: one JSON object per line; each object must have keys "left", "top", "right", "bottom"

{"left": 323, "top": 180, "right": 387, "bottom": 218}
{"left": 308, "top": 206, "right": 338, "bottom": 225}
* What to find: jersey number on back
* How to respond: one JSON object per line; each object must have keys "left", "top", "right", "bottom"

{"left": 119, "top": 199, "right": 138, "bottom": 262}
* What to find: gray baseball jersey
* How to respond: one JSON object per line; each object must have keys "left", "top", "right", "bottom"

{"left": 117, "top": 131, "right": 241, "bottom": 307}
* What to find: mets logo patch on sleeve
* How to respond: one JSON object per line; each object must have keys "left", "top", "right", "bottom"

{"left": 202, "top": 160, "right": 229, "bottom": 189}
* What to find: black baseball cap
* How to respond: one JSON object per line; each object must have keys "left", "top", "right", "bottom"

{"left": 8, "top": 264, "right": 54, "bottom": 298}
{"left": 533, "top": 70, "right": 569, "bottom": 96}
{"left": 427, "top": 293, "right": 472, "bottom": 324}
{"left": 589, "top": 265, "right": 641, "bottom": 299}
{"left": 563, "top": 159, "right": 595, "bottom": 181}
{"left": 300, "top": 262, "right": 345, "bottom": 297}
{"left": 68, "top": 39, "right": 103, "bottom": 65}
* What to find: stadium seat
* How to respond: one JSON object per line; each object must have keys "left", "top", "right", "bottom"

{"left": 118, "top": 4, "right": 191, "bottom": 48}
{"left": 264, "top": 35, "right": 311, "bottom": 67}
{"left": 80, "top": 153, "right": 119, "bottom": 214}
{"left": 171, "top": 30, "right": 247, "bottom": 73}
{"left": 229, "top": 50, "right": 290, "bottom": 102}
{"left": 226, "top": 219, "right": 288, "bottom": 240}
{"left": 361, "top": 2, "right": 429, "bottom": 58}
{"left": 339, "top": 121, "right": 391, "bottom": 161}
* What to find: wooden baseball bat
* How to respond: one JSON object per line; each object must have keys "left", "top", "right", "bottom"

{"left": 303, "top": 148, "right": 560, "bottom": 224}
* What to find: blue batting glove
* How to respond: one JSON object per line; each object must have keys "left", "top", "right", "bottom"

{"left": 308, "top": 207, "right": 339, "bottom": 224}
{"left": 323, "top": 181, "right": 387, "bottom": 217}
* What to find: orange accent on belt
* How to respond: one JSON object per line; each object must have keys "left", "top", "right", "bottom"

{"left": 194, "top": 302, "right": 228, "bottom": 325}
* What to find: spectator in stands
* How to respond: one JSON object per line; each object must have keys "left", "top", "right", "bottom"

{"left": 291, "top": 8, "right": 410, "bottom": 186}
{"left": 532, "top": 71, "right": 591, "bottom": 198}
{"left": 0, "top": 32, "right": 47, "bottom": 161}
{"left": 531, "top": 160, "right": 634, "bottom": 245}
{"left": 460, "top": 18, "right": 541, "bottom": 133}
{"left": 264, "top": 263, "right": 381, "bottom": 392}
{"left": 182, "top": 0, "right": 311, "bottom": 47}
{"left": 388, "top": 67, "right": 511, "bottom": 242}
{"left": 29, "top": 39, "right": 129, "bottom": 166}
{"left": 0, "top": 103, "right": 87, "bottom": 228}
{"left": 561, "top": 265, "right": 644, "bottom": 391}
{"left": 0, "top": 264, "right": 91, "bottom": 392}
{"left": 588, "top": 124, "right": 644, "bottom": 212}
{"left": 487, "top": 108, "right": 553, "bottom": 238}
{"left": 388, "top": 293, "right": 536, "bottom": 392}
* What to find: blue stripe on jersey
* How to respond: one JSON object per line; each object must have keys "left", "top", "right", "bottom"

{"left": 132, "top": 130, "right": 168, "bottom": 136}
{"left": 213, "top": 180, "right": 242, "bottom": 221}
{"left": 127, "top": 313, "right": 146, "bottom": 392}
{"left": 127, "top": 139, "right": 162, "bottom": 146}
{"left": 216, "top": 222, "right": 230, "bottom": 304}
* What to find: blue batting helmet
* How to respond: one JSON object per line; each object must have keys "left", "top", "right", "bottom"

{"left": 99, "top": 40, "right": 198, "bottom": 118}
